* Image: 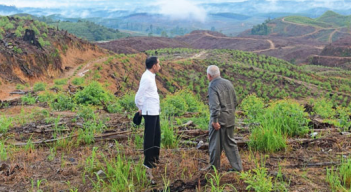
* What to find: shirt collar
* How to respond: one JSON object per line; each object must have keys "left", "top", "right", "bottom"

{"left": 146, "top": 69, "right": 156, "bottom": 77}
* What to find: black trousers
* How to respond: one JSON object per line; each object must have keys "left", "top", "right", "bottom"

{"left": 143, "top": 115, "right": 161, "bottom": 168}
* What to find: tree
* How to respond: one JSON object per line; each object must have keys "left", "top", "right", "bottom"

{"left": 161, "top": 31, "right": 168, "bottom": 37}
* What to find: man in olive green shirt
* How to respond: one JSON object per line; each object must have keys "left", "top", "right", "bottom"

{"left": 202, "top": 65, "right": 243, "bottom": 172}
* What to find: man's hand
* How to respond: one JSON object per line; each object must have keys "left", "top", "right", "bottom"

{"left": 212, "top": 122, "right": 221, "bottom": 130}
{"left": 138, "top": 110, "right": 142, "bottom": 116}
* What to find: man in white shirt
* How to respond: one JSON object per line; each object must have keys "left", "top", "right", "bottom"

{"left": 135, "top": 56, "right": 161, "bottom": 169}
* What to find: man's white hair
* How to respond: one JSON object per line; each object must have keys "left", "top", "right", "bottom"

{"left": 207, "top": 65, "right": 220, "bottom": 77}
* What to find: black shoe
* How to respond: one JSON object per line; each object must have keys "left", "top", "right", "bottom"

{"left": 143, "top": 163, "right": 156, "bottom": 169}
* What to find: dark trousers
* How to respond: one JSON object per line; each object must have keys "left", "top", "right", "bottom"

{"left": 209, "top": 125, "right": 243, "bottom": 171}
{"left": 143, "top": 115, "right": 161, "bottom": 168}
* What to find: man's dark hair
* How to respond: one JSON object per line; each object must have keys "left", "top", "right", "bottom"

{"left": 145, "top": 57, "right": 158, "bottom": 69}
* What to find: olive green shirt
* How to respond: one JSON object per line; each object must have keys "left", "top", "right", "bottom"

{"left": 208, "top": 77, "right": 238, "bottom": 127}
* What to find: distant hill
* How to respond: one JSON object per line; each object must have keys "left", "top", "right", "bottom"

{"left": 210, "top": 13, "right": 251, "bottom": 20}
{"left": 35, "top": 16, "right": 130, "bottom": 41}
{"left": 239, "top": 10, "right": 351, "bottom": 43}
{"left": 0, "top": 5, "right": 19, "bottom": 14}
{"left": 97, "top": 36, "right": 191, "bottom": 54}
{"left": 98, "top": 30, "right": 324, "bottom": 65}
{"left": 317, "top": 11, "right": 351, "bottom": 27}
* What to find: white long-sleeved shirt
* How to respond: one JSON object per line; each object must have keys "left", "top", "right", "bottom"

{"left": 135, "top": 70, "right": 160, "bottom": 115}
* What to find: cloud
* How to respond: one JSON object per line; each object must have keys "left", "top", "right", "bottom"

{"left": 155, "top": 0, "right": 207, "bottom": 22}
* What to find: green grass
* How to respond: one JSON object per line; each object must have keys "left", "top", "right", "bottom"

{"left": 0, "top": 116, "right": 12, "bottom": 133}
{"left": 326, "top": 157, "right": 351, "bottom": 191}
{"left": 284, "top": 16, "right": 333, "bottom": 28}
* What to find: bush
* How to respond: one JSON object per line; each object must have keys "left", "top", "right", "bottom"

{"left": 0, "top": 116, "right": 12, "bottom": 133}
{"left": 75, "top": 81, "right": 113, "bottom": 105}
{"left": 77, "top": 105, "right": 96, "bottom": 120}
{"left": 72, "top": 77, "right": 84, "bottom": 85}
{"left": 50, "top": 93, "right": 76, "bottom": 111}
{"left": 162, "top": 93, "right": 188, "bottom": 116}
{"left": 54, "top": 79, "right": 67, "bottom": 85}
{"left": 312, "top": 97, "right": 335, "bottom": 119}
{"left": 335, "top": 107, "right": 351, "bottom": 131}
{"left": 37, "top": 91, "right": 55, "bottom": 103}
{"left": 249, "top": 125, "right": 287, "bottom": 153}
{"left": 33, "top": 82, "right": 46, "bottom": 92}
{"left": 118, "top": 93, "right": 137, "bottom": 112}
{"left": 16, "top": 84, "right": 25, "bottom": 90}
{"left": 179, "top": 90, "right": 202, "bottom": 112}
{"left": 240, "top": 163, "right": 273, "bottom": 191}
{"left": 21, "top": 93, "right": 36, "bottom": 105}
{"left": 106, "top": 101, "right": 123, "bottom": 113}
{"left": 240, "top": 94, "right": 265, "bottom": 123}
{"left": 262, "top": 100, "right": 310, "bottom": 137}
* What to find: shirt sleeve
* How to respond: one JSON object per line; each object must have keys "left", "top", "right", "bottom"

{"left": 135, "top": 77, "right": 150, "bottom": 110}
{"left": 208, "top": 87, "right": 220, "bottom": 123}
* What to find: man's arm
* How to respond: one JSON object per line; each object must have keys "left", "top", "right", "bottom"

{"left": 135, "top": 78, "right": 150, "bottom": 112}
{"left": 209, "top": 87, "right": 221, "bottom": 127}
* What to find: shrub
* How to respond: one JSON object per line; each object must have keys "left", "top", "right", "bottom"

{"left": 179, "top": 90, "right": 202, "bottom": 112}
{"left": 106, "top": 101, "right": 123, "bottom": 113}
{"left": 16, "top": 84, "right": 25, "bottom": 90}
{"left": 240, "top": 94, "right": 265, "bottom": 123}
{"left": 21, "top": 93, "right": 36, "bottom": 105}
{"left": 335, "top": 107, "right": 351, "bottom": 131}
{"left": 162, "top": 92, "right": 188, "bottom": 116}
{"left": 50, "top": 93, "right": 76, "bottom": 111}
{"left": 240, "top": 163, "right": 273, "bottom": 192}
{"left": 160, "top": 117, "right": 179, "bottom": 149}
{"left": 262, "top": 100, "right": 310, "bottom": 137}
{"left": 72, "top": 77, "right": 84, "bottom": 85}
{"left": 312, "top": 97, "right": 335, "bottom": 119}
{"left": 0, "top": 116, "right": 12, "bottom": 133}
{"left": 249, "top": 125, "right": 287, "bottom": 153}
{"left": 37, "top": 91, "right": 55, "bottom": 103}
{"left": 54, "top": 79, "right": 67, "bottom": 85}
{"left": 74, "top": 81, "right": 113, "bottom": 105}
{"left": 33, "top": 82, "right": 46, "bottom": 92}
{"left": 118, "top": 93, "right": 137, "bottom": 112}
{"left": 77, "top": 105, "right": 96, "bottom": 120}
{"left": 326, "top": 157, "right": 351, "bottom": 191}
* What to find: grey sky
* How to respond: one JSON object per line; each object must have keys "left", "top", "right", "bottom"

{"left": 0, "top": 0, "right": 345, "bottom": 8}
{"left": 0, "top": 0, "right": 349, "bottom": 22}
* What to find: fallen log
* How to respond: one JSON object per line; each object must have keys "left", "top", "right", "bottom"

{"left": 309, "top": 118, "right": 335, "bottom": 129}
{"left": 284, "top": 162, "right": 339, "bottom": 169}
{"left": 178, "top": 129, "right": 208, "bottom": 137}
{"left": 192, "top": 137, "right": 337, "bottom": 150}
{"left": 175, "top": 121, "right": 194, "bottom": 130}
{"left": 33, "top": 128, "right": 71, "bottom": 133}
{"left": 312, "top": 128, "right": 339, "bottom": 133}
{"left": 10, "top": 130, "right": 132, "bottom": 146}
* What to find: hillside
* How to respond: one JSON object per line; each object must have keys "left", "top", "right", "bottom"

{"left": 240, "top": 11, "right": 351, "bottom": 44}
{"left": 99, "top": 30, "right": 325, "bottom": 64}
{"left": 1, "top": 48, "right": 351, "bottom": 191}
{"left": 0, "top": 16, "right": 106, "bottom": 99}
{"left": 312, "top": 37, "right": 351, "bottom": 70}
{"left": 31, "top": 15, "right": 131, "bottom": 41}
{"left": 317, "top": 10, "right": 351, "bottom": 27}
{"left": 97, "top": 36, "right": 191, "bottom": 54}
